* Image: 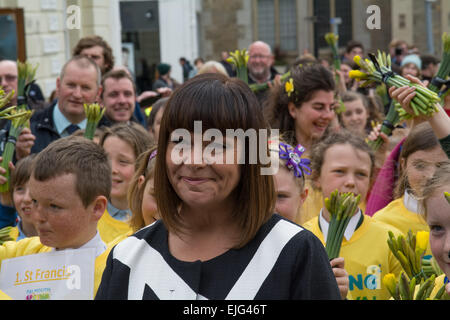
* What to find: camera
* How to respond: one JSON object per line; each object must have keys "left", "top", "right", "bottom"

{"left": 395, "top": 47, "right": 403, "bottom": 56}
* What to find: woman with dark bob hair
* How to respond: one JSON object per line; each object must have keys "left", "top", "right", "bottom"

{"left": 96, "top": 73, "right": 340, "bottom": 300}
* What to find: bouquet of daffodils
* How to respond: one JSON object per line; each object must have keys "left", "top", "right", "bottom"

{"left": 349, "top": 51, "right": 440, "bottom": 120}
{"left": 428, "top": 32, "right": 450, "bottom": 95}
{"left": 0, "top": 105, "right": 33, "bottom": 192}
{"left": 325, "top": 33, "right": 341, "bottom": 85}
{"left": 17, "top": 60, "right": 38, "bottom": 106}
{"left": 227, "top": 49, "right": 249, "bottom": 84}
{"left": 0, "top": 88, "right": 15, "bottom": 110}
{"left": 387, "top": 230, "right": 429, "bottom": 282}
{"left": 324, "top": 190, "right": 361, "bottom": 260}
{"left": 83, "top": 103, "right": 105, "bottom": 140}
{"left": 0, "top": 226, "right": 18, "bottom": 244}
{"left": 250, "top": 70, "right": 292, "bottom": 93}
{"left": 383, "top": 272, "right": 448, "bottom": 300}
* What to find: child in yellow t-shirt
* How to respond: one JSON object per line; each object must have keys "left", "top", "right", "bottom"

{"left": 269, "top": 139, "right": 349, "bottom": 300}
{"left": 96, "top": 146, "right": 160, "bottom": 294}
{"left": 0, "top": 136, "right": 112, "bottom": 299}
{"left": 420, "top": 162, "right": 450, "bottom": 297}
{"left": 97, "top": 123, "right": 153, "bottom": 243}
{"left": 0, "top": 155, "right": 38, "bottom": 241}
{"left": 373, "top": 123, "right": 447, "bottom": 257}
{"left": 302, "top": 130, "right": 403, "bottom": 300}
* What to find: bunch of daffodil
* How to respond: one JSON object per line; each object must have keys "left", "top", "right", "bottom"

{"left": 0, "top": 88, "right": 15, "bottom": 110}
{"left": 17, "top": 60, "right": 38, "bottom": 106}
{"left": 324, "top": 190, "right": 361, "bottom": 260}
{"left": 350, "top": 51, "right": 440, "bottom": 120}
{"left": 0, "top": 226, "right": 18, "bottom": 244}
{"left": 367, "top": 100, "right": 401, "bottom": 151}
{"left": 383, "top": 272, "right": 448, "bottom": 300}
{"left": 428, "top": 32, "right": 450, "bottom": 95}
{"left": 84, "top": 103, "right": 105, "bottom": 140}
{"left": 387, "top": 230, "right": 429, "bottom": 282}
{"left": 422, "top": 256, "right": 443, "bottom": 278}
{"left": 227, "top": 49, "right": 249, "bottom": 84}
{"left": 250, "top": 70, "right": 292, "bottom": 93}
{"left": 0, "top": 105, "right": 34, "bottom": 192}
{"left": 324, "top": 32, "right": 341, "bottom": 84}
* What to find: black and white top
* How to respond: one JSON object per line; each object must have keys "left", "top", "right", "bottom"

{"left": 95, "top": 214, "right": 341, "bottom": 300}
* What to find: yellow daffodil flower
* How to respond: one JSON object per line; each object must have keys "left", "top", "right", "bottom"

{"left": 285, "top": 78, "right": 294, "bottom": 97}
{"left": 382, "top": 273, "right": 397, "bottom": 294}
{"left": 416, "top": 231, "right": 429, "bottom": 253}
{"left": 445, "top": 191, "right": 450, "bottom": 204}
{"left": 349, "top": 70, "right": 369, "bottom": 80}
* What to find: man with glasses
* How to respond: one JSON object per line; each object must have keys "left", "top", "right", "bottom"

{"left": 247, "top": 41, "right": 280, "bottom": 109}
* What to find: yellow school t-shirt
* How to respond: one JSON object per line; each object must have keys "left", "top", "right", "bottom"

{"left": 372, "top": 196, "right": 429, "bottom": 235}
{"left": 372, "top": 196, "right": 432, "bottom": 256}
{"left": 97, "top": 208, "right": 133, "bottom": 244}
{"left": 303, "top": 215, "right": 403, "bottom": 300}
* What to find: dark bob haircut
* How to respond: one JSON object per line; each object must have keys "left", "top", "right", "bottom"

{"left": 154, "top": 73, "right": 275, "bottom": 248}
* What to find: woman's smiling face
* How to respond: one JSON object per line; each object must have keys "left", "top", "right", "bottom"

{"left": 288, "top": 90, "right": 336, "bottom": 143}
{"left": 165, "top": 133, "right": 241, "bottom": 209}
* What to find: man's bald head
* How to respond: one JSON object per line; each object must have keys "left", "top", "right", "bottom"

{"left": 247, "top": 41, "right": 274, "bottom": 83}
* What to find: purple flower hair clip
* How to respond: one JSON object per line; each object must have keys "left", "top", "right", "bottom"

{"left": 149, "top": 150, "right": 157, "bottom": 161}
{"left": 279, "top": 142, "right": 311, "bottom": 178}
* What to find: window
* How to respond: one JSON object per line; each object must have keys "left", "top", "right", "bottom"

{"left": 255, "top": 0, "right": 298, "bottom": 53}
{"left": 0, "top": 8, "right": 26, "bottom": 61}
{"left": 313, "top": 0, "right": 352, "bottom": 57}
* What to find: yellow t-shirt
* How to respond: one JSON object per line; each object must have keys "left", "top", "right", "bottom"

{"left": 97, "top": 208, "right": 133, "bottom": 244}
{"left": 372, "top": 196, "right": 429, "bottom": 235}
{"left": 303, "top": 215, "right": 403, "bottom": 300}
{"left": 294, "top": 179, "right": 366, "bottom": 226}
{"left": 94, "top": 231, "right": 133, "bottom": 296}
{"left": 0, "top": 237, "right": 107, "bottom": 299}
{"left": 372, "top": 196, "right": 432, "bottom": 256}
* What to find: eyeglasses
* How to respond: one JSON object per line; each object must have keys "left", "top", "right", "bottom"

{"left": 249, "top": 55, "right": 271, "bottom": 60}
{"left": 0, "top": 74, "right": 17, "bottom": 83}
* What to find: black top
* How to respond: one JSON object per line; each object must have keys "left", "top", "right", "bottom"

{"left": 95, "top": 214, "right": 341, "bottom": 300}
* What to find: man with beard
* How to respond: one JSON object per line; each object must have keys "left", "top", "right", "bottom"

{"left": 247, "top": 41, "right": 280, "bottom": 110}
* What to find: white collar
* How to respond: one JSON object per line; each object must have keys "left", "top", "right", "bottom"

{"left": 53, "top": 231, "right": 106, "bottom": 257}
{"left": 319, "top": 209, "right": 362, "bottom": 242}
{"left": 403, "top": 190, "right": 419, "bottom": 213}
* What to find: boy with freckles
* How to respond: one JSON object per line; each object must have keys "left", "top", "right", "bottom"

{"left": 0, "top": 136, "right": 112, "bottom": 298}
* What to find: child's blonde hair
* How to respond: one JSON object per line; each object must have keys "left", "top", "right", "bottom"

{"left": 99, "top": 123, "right": 153, "bottom": 160}
{"left": 127, "top": 145, "right": 158, "bottom": 232}
{"left": 420, "top": 161, "right": 450, "bottom": 220}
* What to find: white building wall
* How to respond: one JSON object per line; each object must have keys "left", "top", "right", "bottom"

{"left": 158, "top": 0, "right": 199, "bottom": 84}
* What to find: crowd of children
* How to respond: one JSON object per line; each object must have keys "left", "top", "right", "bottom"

{"left": 0, "top": 34, "right": 449, "bottom": 301}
